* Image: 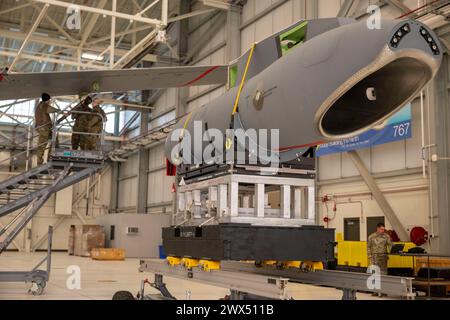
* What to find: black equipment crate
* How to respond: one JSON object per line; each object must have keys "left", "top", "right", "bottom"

{"left": 162, "top": 224, "right": 336, "bottom": 264}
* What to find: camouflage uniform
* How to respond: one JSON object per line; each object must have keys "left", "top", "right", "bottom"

{"left": 367, "top": 232, "right": 392, "bottom": 275}
{"left": 71, "top": 102, "right": 92, "bottom": 150}
{"left": 34, "top": 101, "right": 58, "bottom": 165}
{"left": 84, "top": 105, "right": 106, "bottom": 151}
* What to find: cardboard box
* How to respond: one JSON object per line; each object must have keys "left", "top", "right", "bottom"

{"left": 73, "top": 225, "right": 106, "bottom": 257}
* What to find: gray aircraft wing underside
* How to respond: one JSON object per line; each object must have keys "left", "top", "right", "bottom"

{"left": 0, "top": 65, "right": 228, "bottom": 100}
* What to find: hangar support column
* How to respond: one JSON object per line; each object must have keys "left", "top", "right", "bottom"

{"left": 137, "top": 91, "right": 150, "bottom": 214}
{"left": 429, "top": 53, "right": 450, "bottom": 254}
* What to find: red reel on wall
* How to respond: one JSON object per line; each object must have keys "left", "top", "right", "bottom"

{"left": 386, "top": 230, "right": 400, "bottom": 242}
{"left": 410, "top": 227, "right": 429, "bottom": 246}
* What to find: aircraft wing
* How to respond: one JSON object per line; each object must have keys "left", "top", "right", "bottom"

{"left": 0, "top": 65, "right": 228, "bottom": 100}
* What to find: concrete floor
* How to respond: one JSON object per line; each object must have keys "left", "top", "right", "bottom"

{"left": 0, "top": 252, "right": 386, "bottom": 300}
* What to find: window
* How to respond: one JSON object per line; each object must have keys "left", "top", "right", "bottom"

{"left": 0, "top": 99, "right": 35, "bottom": 124}
{"left": 279, "top": 21, "right": 308, "bottom": 56}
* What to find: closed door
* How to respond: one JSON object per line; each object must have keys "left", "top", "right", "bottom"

{"left": 366, "top": 216, "right": 385, "bottom": 240}
{"left": 344, "top": 218, "right": 360, "bottom": 241}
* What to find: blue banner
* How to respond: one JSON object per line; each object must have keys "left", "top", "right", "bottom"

{"left": 316, "top": 104, "right": 412, "bottom": 157}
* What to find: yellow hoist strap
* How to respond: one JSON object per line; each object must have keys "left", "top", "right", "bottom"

{"left": 180, "top": 42, "right": 257, "bottom": 140}
{"left": 232, "top": 43, "right": 257, "bottom": 116}
{"left": 179, "top": 111, "right": 194, "bottom": 140}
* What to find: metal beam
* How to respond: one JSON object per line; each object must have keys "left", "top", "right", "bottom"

{"left": 383, "top": 0, "right": 411, "bottom": 14}
{"left": 0, "top": 3, "right": 33, "bottom": 16}
{"left": 136, "top": 0, "right": 160, "bottom": 17}
{"left": 168, "top": 8, "right": 217, "bottom": 23}
{"left": 139, "top": 260, "right": 291, "bottom": 300}
{"left": 221, "top": 261, "right": 415, "bottom": 298}
{"left": 28, "top": 2, "right": 78, "bottom": 44}
{"left": 0, "top": 50, "right": 106, "bottom": 70}
{"left": 86, "top": 24, "right": 153, "bottom": 46}
{"left": 137, "top": 99, "right": 150, "bottom": 214}
{"left": 0, "top": 28, "right": 159, "bottom": 65}
{"left": 113, "top": 29, "right": 158, "bottom": 69}
{"left": 337, "top": 0, "right": 355, "bottom": 17}
{"left": 9, "top": 4, "right": 50, "bottom": 71}
{"left": 110, "top": 0, "right": 117, "bottom": 68}
{"left": 0, "top": 222, "right": 22, "bottom": 251}
{"left": 79, "top": 0, "right": 109, "bottom": 48}
{"left": 183, "top": 12, "right": 226, "bottom": 64}
{"left": 31, "top": 0, "right": 166, "bottom": 26}
{"left": 347, "top": 150, "right": 409, "bottom": 240}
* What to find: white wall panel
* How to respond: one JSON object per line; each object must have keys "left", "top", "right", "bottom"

{"left": 254, "top": 14, "right": 273, "bottom": 42}
{"left": 318, "top": 0, "right": 340, "bottom": 18}
{"left": 273, "top": 1, "right": 294, "bottom": 32}
{"left": 255, "top": 0, "right": 272, "bottom": 15}
{"left": 242, "top": 0, "right": 255, "bottom": 22}
{"left": 371, "top": 141, "right": 406, "bottom": 173}
{"left": 147, "top": 144, "right": 174, "bottom": 208}
{"left": 118, "top": 177, "right": 137, "bottom": 209}
{"left": 241, "top": 25, "right": 255, "bottom": 54}
{"left": 319, "top": 153, "right": 341, "bottom": 180}
{"left": 341, "top": 148, "right": 371, "bottom": 178}
{"left": 406, "top": 100, "right": 424, "bottom": 169}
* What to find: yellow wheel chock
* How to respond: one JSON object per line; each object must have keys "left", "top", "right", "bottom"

{"left": 262, "top": 260, "right": 277, "bottom": 266}
{"left": 181, "top": 258, "right": 200, "bottom": 269}
{"left": 283, "top": 261, "right": 302, "bottom": 269}
{"left": 199, "top": 260, "right": 221, "bottom": 272}
{"left": 300, "top": 261, "right": 324, "bottom": 272}
{"left": 166, "top": 256, "right": 182, "bottom": 266}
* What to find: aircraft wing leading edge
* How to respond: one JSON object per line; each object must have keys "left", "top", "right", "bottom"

{"left": 0, "top": 65, "right": 229, "bottom": 100}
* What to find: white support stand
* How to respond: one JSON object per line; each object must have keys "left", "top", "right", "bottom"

{"left": 175, "top": 168, "right": 316, "bottom": 227}
{"left": 280, "top": 185, "right": 291, "bottom": 219}
{"left": 255, "top": 183, "right": 265, "bottom": 218}
{"left": 218, "top": 184, "right": 228, "bottom": 218}
{"left": 229, "top": 181, "right": 239, "bottom": 217}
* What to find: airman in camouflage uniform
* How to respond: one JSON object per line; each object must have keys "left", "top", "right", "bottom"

{"left": 71, "top": 96, "right": 93, "bottom": 150}
{"left": 84, "top": 98, "right": 106, "bottom": 151}
{"left": 367, "top": 223, "right": 392, "bottom": 275}
{"left": 34, "top": 93, "right": 58, "bottom": 165}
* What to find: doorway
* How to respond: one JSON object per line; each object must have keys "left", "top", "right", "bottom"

{"left": 344, "top": 218, "right": 360, "bottom": 241}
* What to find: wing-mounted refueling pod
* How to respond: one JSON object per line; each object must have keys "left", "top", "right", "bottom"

{"left": 166, "top": 18, "right": 443, "bottom": 166}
